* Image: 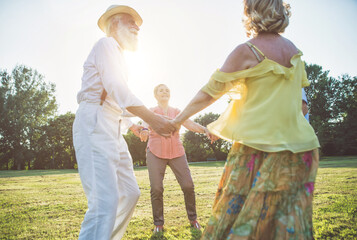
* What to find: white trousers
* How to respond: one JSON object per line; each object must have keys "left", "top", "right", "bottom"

{"left": 73, "top": 101, "right": 140, "bottom": 240}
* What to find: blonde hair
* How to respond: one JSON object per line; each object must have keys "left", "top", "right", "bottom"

{"left": 153, "top": 84, "right": 169, "bottom": 97}
{"left": 243, "top": 0, "right": 291, "bottom": 37}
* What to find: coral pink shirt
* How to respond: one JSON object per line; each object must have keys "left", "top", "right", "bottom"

{"left": 148, "top": 106, "right": 185, "bottom": 159}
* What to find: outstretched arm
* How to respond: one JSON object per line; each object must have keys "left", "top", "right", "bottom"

{"left": 182, "top": 119, "right": 206, "bottom": 133}
{"left": 172, "top": 45, "right": 245, "bottom": 127}
{"left": 182, "top": 119, "right": 218, "bottom": 143}
{"left": 172, "top": 90, "right": 216, "bottom": 128}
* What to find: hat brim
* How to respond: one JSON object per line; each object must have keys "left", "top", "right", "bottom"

{"left": 98, "top": 5, "right": 143, "bottom": 32}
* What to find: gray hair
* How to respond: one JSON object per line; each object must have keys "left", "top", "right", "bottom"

{"left": 243, "top": 0, "right": 291, "bottom": 37}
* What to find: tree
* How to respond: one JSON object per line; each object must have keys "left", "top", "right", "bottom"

{"left": 331, "top": 75, "right": 357, "bottom": 155}
{"left": 183, "top": 112, "right": 231, "bottom": 162}
{"left": 0, "top": 65, "right": 57, "bottom": 170}
{"left": 304, "top": 64, "right": 335, "bottom": 154}
{"left": 34, "top": 113, "right": 76, "bottom": 169}
{"left": 305, "top": 64, "right": 357, "bottom": 155}
{"left": 123, "top": 129, "right": 147, "bottom": 166}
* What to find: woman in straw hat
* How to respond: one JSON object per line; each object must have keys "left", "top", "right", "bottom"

{"left": 170, "top": 0, "right": 320, "bottom": 239}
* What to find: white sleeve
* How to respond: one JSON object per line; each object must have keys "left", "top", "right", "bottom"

{"left": 95, "top": 38, "right": 143, "bottom": 109}
{"left": 120, "top": 118, "right": 134, "bottom": 134}
{"left": 142, "top": 121, "right": 149, "bottom": 128}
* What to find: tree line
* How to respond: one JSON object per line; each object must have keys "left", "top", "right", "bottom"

{"left": 0, "top": 64, "right": 356, "bottom": 170}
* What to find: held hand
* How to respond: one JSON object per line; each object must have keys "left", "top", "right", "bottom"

{"left": 160, "top": 114, "right": 173, "bottom": 120}
{"left": 130, "top": 124, "right": 143, "bottom": 138}
{"left": 204, "top": 127, "right": 220, "bottom": 144}
{"left": 170, "top": 119, "right": 182, "bottom": 134}
{"left": 150, "top": 116, "right": 176, "bottom": 137}
{"left": 139, "top": 129, "right": 149, "bottom": 142}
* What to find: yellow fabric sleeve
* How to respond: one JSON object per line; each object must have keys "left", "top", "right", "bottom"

{"left": 301, "top": 62, "right": 310, "bottom": 88}
{"left": 201, "top": 69, "right": 244, "bottom": 99}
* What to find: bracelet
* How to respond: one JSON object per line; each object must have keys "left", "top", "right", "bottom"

{"left": 140, "top": 128, "right": 149, "bottom": 133}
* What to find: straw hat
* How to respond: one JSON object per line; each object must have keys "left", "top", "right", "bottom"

{"left": 97, "top": 5, "right": 143, "bottom": 32}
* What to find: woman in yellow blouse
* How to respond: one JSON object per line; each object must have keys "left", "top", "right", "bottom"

{"left": 171, "top": 0, "right": 320, "bottom": 239}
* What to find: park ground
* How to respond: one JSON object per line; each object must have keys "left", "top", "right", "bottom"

{"left": 0, "top": 156, "right": 356, "bottom": 239}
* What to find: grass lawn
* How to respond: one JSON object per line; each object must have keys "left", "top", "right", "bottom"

{"left": 0, "top": 156, "right": 356, "bottom": 239}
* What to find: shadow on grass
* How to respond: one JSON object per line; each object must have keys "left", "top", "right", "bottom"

{"left": 150, "top": 231, "right": 166, "bottom": 240}
{"left": 133, "top": 166, "right": 149, "bottom": 171}
{"left": 319, "top": 156, "right": 357, "bottom": 168}
{"left": 189, "top": 161, "right": 226, "bottom": 168}
{"left": 319, "top": 161, "right": 357, "bottom": 168}
{"left": 191, "top": 157, "right": 357, "bottom": 169}
{"left": 189, "top": 227, "right": 202, "bottom": 240}
{"left": 134, "top": 161, "right": 226, "bottom": 171}
{"left": 0, "top": 169, "right": 78, "bottom": 178}
{"left": 1, "top": 157, "right": 355, "bottom": 178}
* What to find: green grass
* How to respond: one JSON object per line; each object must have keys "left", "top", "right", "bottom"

{"left": 0, "top": 157, "right": 356, "bottom": 239}
{"left": 313, "top": 156, "right": 357, "bottom": 239}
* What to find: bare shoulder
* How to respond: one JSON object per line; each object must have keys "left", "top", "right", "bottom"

{"left": 281, "top": 36, "right": 300, "bottom": 54}
{"left": 220, "top": 43, "right": 257, "bottom": 73}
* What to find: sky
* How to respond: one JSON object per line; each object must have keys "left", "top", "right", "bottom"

{"left": 0, "top": 0, "right": 356, "bottom": 121}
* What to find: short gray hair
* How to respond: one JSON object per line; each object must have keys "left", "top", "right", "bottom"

{"left": 243, "top": 0, "right": 291, "bottom": 37}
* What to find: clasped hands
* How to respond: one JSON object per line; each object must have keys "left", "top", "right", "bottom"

{"left": 131, "top": 115, "right": 219, "bottom": 144}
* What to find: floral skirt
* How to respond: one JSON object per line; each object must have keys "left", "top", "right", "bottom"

{"left": 201, "top": 143, "right": 319, "bottom": 240}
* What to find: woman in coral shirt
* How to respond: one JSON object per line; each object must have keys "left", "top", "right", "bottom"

{"left": 140, "top": 84, "right": 215, "bottom": 233}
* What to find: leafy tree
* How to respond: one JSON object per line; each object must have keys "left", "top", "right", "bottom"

{"left": 123, "top": 129, "right": 147, "bottom": 166}
{"left": 305, "top": 64, "right": 357, "bottom": 155}
{"left": 1, "top": 63, "right": 355, "bottom": 171}
{"left": 34, "top": 112, "right": 76, "bottom": 169}
{"left": 304, "top": 64, "right": 336, "bottom": 153}
{"left": 183, "top": 130, "right": 211, "bottom": 162}
{"left": 0, "top": 65, "right": 57, "bottom": 170}
{"left": 331, "top": 75, "right": 357, "bottom": 155}
{"left": 183, "top": 112, "right": 231, "bottom": 162}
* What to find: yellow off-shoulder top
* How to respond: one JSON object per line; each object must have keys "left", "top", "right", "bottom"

{"left": 201, "top": 50, "right": 320, "bottom": 153}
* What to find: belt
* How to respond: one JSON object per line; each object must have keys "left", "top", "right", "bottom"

{"left": 100, "top": 89, "right": 107, "bottom": 106}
